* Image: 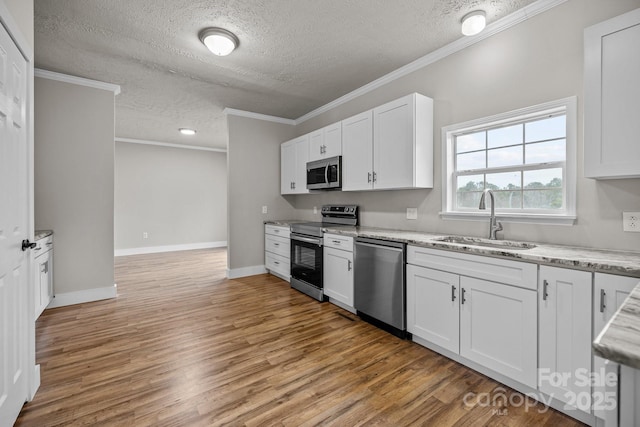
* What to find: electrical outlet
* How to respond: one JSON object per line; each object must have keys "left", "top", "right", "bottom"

{"left": 262, "top": 206, "right": 268, "bottom": 214}
{"left": 143, "top": 232, "right": 148, "bottom": 239}
{"left": 406, "top": 208, "right": 418, "bottom": 220}
{"left": 313, "top": 206, "right": 318, "bottom": 214}
{"left": 623, "top": 212, "right": 640, "bottom": 232}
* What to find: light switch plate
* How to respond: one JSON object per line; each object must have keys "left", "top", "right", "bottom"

{"left": 623, "top": 212, "right": 640, "bottom": 232}
{"left": 262, "top": 206, "right": 268, "bottom": 214}
{"left": 406, "top": 208, "right": 418, "bottom": 220}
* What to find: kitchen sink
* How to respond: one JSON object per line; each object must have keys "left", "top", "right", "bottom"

{"left": 434, "top": 236, "right": 537, "bottom": 250}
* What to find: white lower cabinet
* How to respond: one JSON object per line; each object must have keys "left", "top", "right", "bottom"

{"left": 406, "top": 245, "right": 538, "bottom": 389}
{"left": 264, "top": 225, "right": 291, "bottom": 281}
{"left": 406, "top": 265, "right": 459, "bottom": 353}
{"left": 538, "top": 266, "right": 592, "bottom": 412}
{"left": 593, "top": 273, "right": 640, "bottom": 427}
{"left": 459, "top": 276, "right": 537, "bottom": 388}
{"left": 323, "top": 234, "right": 354, "bottom": 310}
{"left": 34, "top": 235, "right": 54, "bottom": 319}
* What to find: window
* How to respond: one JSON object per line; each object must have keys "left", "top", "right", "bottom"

{"left": 442, "top": 97, "right": 577, "bottom": 225}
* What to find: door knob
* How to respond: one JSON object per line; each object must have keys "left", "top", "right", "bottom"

{"left": 22, "top": 239, "right": 37, "bottom": 251}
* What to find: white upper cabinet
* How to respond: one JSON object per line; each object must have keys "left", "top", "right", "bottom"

{"left": 584, "top": 8, "right": 640, "bottom": 179}
{"left": 373, "top": 93, "right": 433, "bottom": 190}
{"left": 309, "top": 122, "right": 342, "bottom": 161}
{"left": 342, "top": 110, "right": 374, "bottom": 191}
{"left": 281, "top": 134, "right": 309, "bottom": 195}
{"left": 342, "top": 93, "right": 433, "bottom": 191}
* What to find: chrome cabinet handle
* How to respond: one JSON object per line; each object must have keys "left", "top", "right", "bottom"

{"left": 373, "top": 171, "right": 377, "bottom": 183}
{"left": 274, "top": 261, "right": 280, "bottom": 265}
{"left": 367, "top": 172, "right": 372, "bottom": 183}
{"left": 461, "top": 288, "right": 466, "bottom": 304}
{"left": 332, "top": 240, "right": 341, "bottom": 245}
{"left": 274, "top": 229, "right": 280, "bottom": 233}
{"left": 347, "top": 260, "right": 352, "bottom": 271}
{"left": 273, "top": 243, "right": 279, "bottom": 246}
{"left": 542, "top": 280, "right": 549, "bottom": 301}
{"left": 451, "top": 285, "right": 456, "bottom": 302}
{"left": 600, "top": 289, "right": 606, "bottom": 313}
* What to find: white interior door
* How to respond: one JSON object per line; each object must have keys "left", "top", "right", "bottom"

{"left": 0, "top": 20, "right": 30, "bottom": 425}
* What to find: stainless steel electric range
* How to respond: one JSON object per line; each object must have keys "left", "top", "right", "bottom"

{"left": 289, "top": 205, "right": 359, "bottom": 301}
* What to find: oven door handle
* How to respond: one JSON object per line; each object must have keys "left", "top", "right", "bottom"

{"left": 291, "top": 235, "right": 323, "bottom": 246}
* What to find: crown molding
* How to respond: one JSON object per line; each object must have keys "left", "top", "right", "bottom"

{"left": 223, "top": 107, "right": 296, "bottom": 125}
{"left": 115, "top": 137, "right": 226, "bottom": 153}
{"left": 295, "top": 0, "right": 568, "bottom": 124}
{"left": 35, "top": 68, "right": 121, "bottom": 95}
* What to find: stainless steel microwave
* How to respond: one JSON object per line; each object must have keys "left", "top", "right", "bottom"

{"left": 306, "top": 156, "right": 342, "bottom": 190}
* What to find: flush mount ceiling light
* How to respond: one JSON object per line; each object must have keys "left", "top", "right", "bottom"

{"left": 461, "top": 10, "right": 486, "bottom": 36}
{"left": 199, "top": 27, "right": 239, "bottom": 56}
{"left": 179, "top": 128, "right": 196, "bottom": 135}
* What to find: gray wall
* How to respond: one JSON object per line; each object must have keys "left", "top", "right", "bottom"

{"left": 114, "top": 142, "right": 227, "bottom": 250}
{"left": 3, "top": 0, "right": 33, "bottom": 50}
{"left": 290, "top": 0, "right": 640, "bottom": 253}
{"left": 34, "top": 77, "right": 115, "bottom": 294}
{"left": 227, "top": 115, "right": 296, "bottom": 271}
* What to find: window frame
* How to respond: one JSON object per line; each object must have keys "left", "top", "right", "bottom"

{"left": 441, "top": 97, "right": 577, "bottom": 225}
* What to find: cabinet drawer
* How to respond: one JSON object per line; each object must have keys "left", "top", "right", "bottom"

{"left": 35, "top": 235, "right": 53, "bottom": 256}
{"left": 265, "top": 234, "right": 290, "bottom": 258}
{"left": 265, "top": 224, "right": 290, "bottom": 239}
{"left": 407, "top": 245, "right": 537, "bottom": 290}
{"left": 266, "top": 252, "right": 290, "bottom": 277}
{"left": 324, "top": 233, "right": 353, "bottom": 252}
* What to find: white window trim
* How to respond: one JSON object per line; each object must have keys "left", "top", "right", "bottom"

{"left": 440, "top": 96, "right": 577, "bottom": 226}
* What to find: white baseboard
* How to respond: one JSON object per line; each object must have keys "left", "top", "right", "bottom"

{"left": 47, "top": 284, "right": 117, "bottom": 308}
{"left": 227, "top": 265, "right": 267, "bottom": 279}
{"left": 114, "top": 241, "right": 227, "bottom": 256}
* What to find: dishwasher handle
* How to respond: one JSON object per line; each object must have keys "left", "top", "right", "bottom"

{"left": 355, "top": 237, "right": 405, "bottom": 251}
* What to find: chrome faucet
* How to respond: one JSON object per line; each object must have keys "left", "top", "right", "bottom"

{"left": 479, "top": 189, "right": 503, "bottom": 240}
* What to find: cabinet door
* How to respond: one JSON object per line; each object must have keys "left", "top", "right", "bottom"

{"left": 33, "top": 258, "right": 42, "bottom": 319}
{"left": 323, "top": 246, "right": 353, "bottom": 308}
{"left": 342, "top": 110, "right": 373, "bottom": 191}
{"left": 584, "top": 8, "right": 640, "bottom": 178}
{"left": 322, "top": 122, "right": 342, "bottom": 158}
{"left": 406, "top": 264, "right": 459, "bottom": 353}
{"left": 308, "top": 129, "right": 324, "bottom": 162}
{"left": 538, "top": 266, "right": 592, "bottom": 411}
{"left": 373, "top": 95, "right": 414, "bottom": 189}
{"left": 293, "top": 135, "right": 309, "bottom": 194}
{"left": 459, "top": 276, "right": 537, "bottom": 388}
{"left": 593, "top": 273, "right": 640, "bottom": 425}
{"left": 620, "top": 365, "right": 640, "bottom": 427}
{"left": 280, "top": 141, "right": 296, "bottom": 194}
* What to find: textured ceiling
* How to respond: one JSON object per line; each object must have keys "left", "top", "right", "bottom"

{"left": 34, "top": 0, "right": 537, "bottom": 149}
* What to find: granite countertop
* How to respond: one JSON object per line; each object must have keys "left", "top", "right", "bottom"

{"left": 264, "top": 220, "right": 308, "bottom": 227}
{"left": 593, "top": 283, "right": 640, "bottom": 369}
{"left": 265, "top": 221, "right": 640, "bottom": 278}
{"left": 35, "top": 229, "right": 53, "bottom": 240}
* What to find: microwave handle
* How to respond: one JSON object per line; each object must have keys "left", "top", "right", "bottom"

{"left": 324, "top": 163, "right": 329, "bottom": 184}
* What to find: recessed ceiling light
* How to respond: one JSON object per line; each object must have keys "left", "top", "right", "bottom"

{"left": 199, "top": 27, "right": 239, "bottom": 56}
{"left": 179, "top": 128, "right": 196, "bottom": 135}
{"left": 461, "top": 11, "right": 486, "bottom": 36}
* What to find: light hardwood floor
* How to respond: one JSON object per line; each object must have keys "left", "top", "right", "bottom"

{"left": 16, "top": 248, "right": 584, "bottom": 426}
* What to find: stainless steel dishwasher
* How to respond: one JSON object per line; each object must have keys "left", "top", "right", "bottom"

{"left": 354, "top": 237, "right": 408, "bottom": 338}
